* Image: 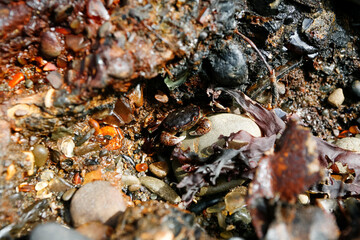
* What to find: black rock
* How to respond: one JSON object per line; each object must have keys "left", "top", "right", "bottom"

{"left": 206, "top": 40, "right": 248, "bottom": 87}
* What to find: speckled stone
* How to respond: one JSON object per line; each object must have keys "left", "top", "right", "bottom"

{"left": 335, "top": 137, "right": 360, "bottom": 152}
{"left": 30, "top": 223, "right": 89, "bottom": 240}
{"left": 328, "top": 88, "right": 344, "bottom": 107}
{"left": 70, "top": 181, "right": 127, "bottom": 227}
{"left": 180, "top": 113, "right": 261, "bottom": 157}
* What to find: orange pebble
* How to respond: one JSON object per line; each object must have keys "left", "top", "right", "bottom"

{"left": 73, "top": 172, "right": 82, "bottom": 185}
{"left": 135, "top": 163, "right": 148, "bottom": 172}
{"left": 99, "top": 126, "right": 118, "bottom": 137}
{"left": 55, "top": 27, "right": 71, "bottom": 35}
{"left": 349, "top": 125, "right": 360, "bottom": 134}
{"left": 18, "top": 183, "right": 35, "bottom": 192}
{"left": 8, "top": 72, "right": 25, "bottom": 88}
{"left": 338, "top": 130, "right": 352, "bottom": 138}
{"left": 89, "top": 118, "right": 100, "bottom": 132}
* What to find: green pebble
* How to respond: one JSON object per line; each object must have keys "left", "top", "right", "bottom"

{"left": 33, "top": 144, "right": 49, "bottom": 167}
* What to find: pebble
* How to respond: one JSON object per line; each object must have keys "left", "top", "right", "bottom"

{"left": 30, "top": 223, "right": 89, "bottom": 240}
{"left": 46, "top": 71, "right": 63, "bottom": 89}
{"left": 208, "top": 40, "right": 248, "bottom": 86}
{"left": 62, "top": 188, "right": 77, "bottom": 201}
{"left": 59, "top": 137, "right": 75, "bottom": 157}
{"left": 328, "top": 88, "right": 344, "bottom": 107}
{"left": 49, "top": 177, "right": 73, "bottom": 193}
{"left": 128, "top": 184, "right": 142, "bottom": 192}
{"left": 121, "top": 175, "right": 140, "bottom": 186}
{"left": 70, "top": 181, "right": 127, "bottom": 227}
{"left": 32, "top": 144, "right": 49, "bottom": 167}
{"left": 41, "top": 31, "right": 63, "bottom": 58}
{"left": 149, "top": 161, "right": 169, "bottom": 178}
{"left": 181, "top": 113, "right": 261, "bottom": 157}
{"left": 76, "top": 222, "right": 112, "bottom": 240}
{"left": 335, "top": 137, "right": 360, "bottom": 152}
{"left": 139, "top": 176, "right": 181, "bottom": 204}
{"left": 352, "top": 80, "right": 360, "bottom": 98}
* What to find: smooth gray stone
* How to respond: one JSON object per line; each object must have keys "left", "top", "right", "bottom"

{"left": 30, "top": 223, "right": 89, "bottom": 240}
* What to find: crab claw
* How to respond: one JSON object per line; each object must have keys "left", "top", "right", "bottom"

{"left": 189, "top": 118, "right": 211, "bottom": 136}
{"left": 160, "top": 131, "right": 186, "bottom": 146}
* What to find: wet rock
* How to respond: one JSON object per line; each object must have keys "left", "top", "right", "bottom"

{"left": 215, "top": 1, "right": 237, "bottom": 32}
{"left": 328, "top": 88, "right": 345, "bottom": 107}
{"left": 139, "top": 176, "right": 181, "bottom": 204}
{"left": 335, "top": 137, "right": 360, "bottom": 152}
{"left": 70, "top": 181, "right": 127, "bottom": 227}
{"left": 207, "top": 40, "right": 248, "bottom": 87}
{"left": 352, "top": 80, "right": 360, "bottom": 98}
{"left": 32, "top": 144, "right": 49, "bottom": 167}
{"left": 76, "top": 222, "right": 112, "bottom": 240}
{"left": 46, "top": 71, "right": 63, "bottom": 89}
{"left": 30, "top": 223, "right": 89, "bottom": 240}
{"left": 41, "top": 31, "right": 63, "bottom": 58}
{"left": 181, "top": 113, "right": 261, "bottom": 157}
{"left": 149, "top": 161, "right": 169, "bottom": 178}
{"left": 287, "top": 31, "right": 317, "bottom": 55}
{"left": 303, "top": 10, "right": 335, "bottom": 47}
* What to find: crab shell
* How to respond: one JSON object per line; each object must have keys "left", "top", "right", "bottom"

{"left": 162, "top": 105, "right": 201, "bottom": 133}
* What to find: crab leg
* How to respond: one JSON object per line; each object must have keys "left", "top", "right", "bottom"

{"left": 160, "top": 131, "right": 186, "bottom": 146}
{"left": 189, "top": 118, "right": 211, "bottom": 136}
{"left": 235, "top": 29, "right": 278, "bottom": 107}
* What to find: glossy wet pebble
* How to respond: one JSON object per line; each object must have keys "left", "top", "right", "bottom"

{"left": 32, "top": 144, "right": 49, "bottom": 167}
{"left": 41, "top": 31, "right": 63, "bottom": 58}
{"left": 149, "top": 161, "right": 169, "bottom": 178}
{"left": 335, "top": 137, "right": 360, "bottom": 152}
{"left": 352, "top": 80, "right": 360, "bottom": 98}
{"left": 181, "top": 113, "right": 261, "bottom": 157}
{"left": 139, "top": 176, "right": 181, "bottom": 204}
{"left": 70, "top": 181, "right": 127, "bottom": 227}
{"left": 30, "top": 223, "right": 89, "bottom": 240}
{"left": 328, "top": 88, "right": 344, "bottom": 107}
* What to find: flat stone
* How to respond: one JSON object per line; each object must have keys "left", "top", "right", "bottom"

{"left": 30, "top": 223, "right": 89, "bottom": 240}
{"left": 180, "top": 113, "right": 261, "bottom": 157}
{"left": 335, "top": 137, "right": 360, "bottom": 152}
{"left": 139, "top": 176, "right": 181, "bottom": 204}
{"left": 149, "top": 161, "right": 169, "bottom": 178}
{"left": 70, "top": 181, "right": 127, "bottom": 227}
{"left": 328, "top": 88, "right": 344, "bottom": 107}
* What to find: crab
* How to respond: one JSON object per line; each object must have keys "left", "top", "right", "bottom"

{"left": 160, "top": 105, "right": 211, "bottom": 146}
